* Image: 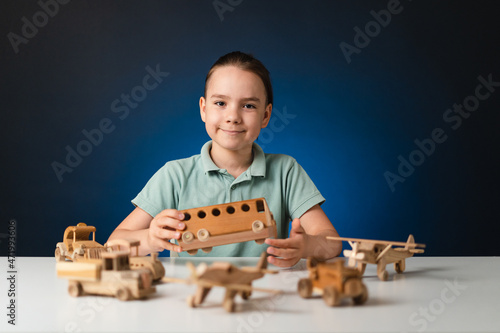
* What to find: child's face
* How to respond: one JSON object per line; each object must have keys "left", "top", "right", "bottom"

{"left": 200, "top": 65, "right": 272, "bottom": 153}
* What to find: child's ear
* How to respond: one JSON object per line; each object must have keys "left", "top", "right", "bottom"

{"left": 261, "top": 103, "right": 272, "bottom": 128}
{"left": 199, "top": 96, "right": 207, "bottom": 122}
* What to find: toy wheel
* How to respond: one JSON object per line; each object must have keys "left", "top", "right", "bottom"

{"left": 377, "top": 269, "right": 389, "bottom": 281}
{"left": 394, "top": 260, "right": 406, "bottom": 273}
{"left": 201, "top": 247, "right": 212, "bottom": 253}
{"left": 182, "top": 231, "right": 195, "bottom": 244}
{"left": 297, "top": 278, "right": 313, "bottom": 298}
{"left": 344, "top": 278, "right": 362, "bottom": 296}
{"left": 187, "top": 249, "right": 198, "bottom": 255}
{"left": 55, "top": 248, "right": 64, "bottom": 262}
{"left": 254, "top": 239, "right": 265, "bottom": 245}
{"left": 116, "top": 287, "right": 131, "bottom": 301}
{"left": 353, "top": 284, "right": 368, "bottom": 305}
{"left": 252, "top": 220, "right": 264, "bottom": 233}
{"left": 240, "top": 290, "right": 252, "bottom": 300}
{"left": 323, "top": 286, "right": 341, "bottom": 307}
{"left": 197, "top": 229, "right": 210, "bottom": 242}
{"left": 68, "top": 281, "right": 83, "bottom": 297}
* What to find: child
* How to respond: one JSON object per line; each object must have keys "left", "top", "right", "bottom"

{"left": 108, "top": 51, "right": 342, "bottom": 267}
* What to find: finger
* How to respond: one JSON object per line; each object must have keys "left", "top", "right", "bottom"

{"left": 265, "top": 238, "right": 299, "bottom": 249}
{"left": 156, "top": 209, "right": 184, "bottom": 220}
{"left": 267, "top": 255, "right": 299, "bottom": 268}
{"left": 150, "top": 237, "right": 183, "bottom": 253}
{"left": 154, "top": 216, "right": 186, "bottom": 231}
{"left": 153, "top": 227, "right": 181, "bottom": 240}
{"left": 267, "top": 246, "right": 299, "bottom": 259}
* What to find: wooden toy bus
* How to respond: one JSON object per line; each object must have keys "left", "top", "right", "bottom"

{"left": 177, "top": 198, "right": 277, "bottom": 255}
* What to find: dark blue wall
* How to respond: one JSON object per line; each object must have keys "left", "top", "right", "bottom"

{"left": 1, "top": 0, "right": 499, "bottom": 257}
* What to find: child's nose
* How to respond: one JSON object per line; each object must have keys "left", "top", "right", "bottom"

{"left": 225, "top": 106, "right": 241, "bottom": 123}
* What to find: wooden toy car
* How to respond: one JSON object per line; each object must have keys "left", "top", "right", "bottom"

{"left": 298, "top": 258, "right": 368, "bottom": 306}
{"left": 105, "top": 239, "right": 165, "bottom": 281}
{"left": 163, "top": 252, "right": 280, "bottom": 312}
{"left": 327, "top": 234, "right": 426, "bottom": 281}
{"left": 176, "top": 198, "right": 277, "bottom": 255}
{"left": 56, "top": 250, "right": 156, "bottom": 301}
{"left": 55, "top": 223, "right": 105, "bottom": 261}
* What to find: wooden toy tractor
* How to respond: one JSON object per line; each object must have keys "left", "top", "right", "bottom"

{"left": 298, "top": 258, "right": 368, "bottom": 306}
{"left": 105, "top": 239, "right": 165, "bottom": 282}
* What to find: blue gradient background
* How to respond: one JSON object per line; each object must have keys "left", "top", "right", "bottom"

{"left": 1, "top": 0, "right": 499, "bottom": 256}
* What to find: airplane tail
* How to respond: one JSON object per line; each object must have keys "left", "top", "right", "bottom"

{"left": 405, "top": 234, "right": 415, "bottom": 250}
{"left": 406, "top": 234, "right": 425, "bottom": 254}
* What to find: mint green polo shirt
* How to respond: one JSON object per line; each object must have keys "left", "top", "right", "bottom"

{"left": 132, "top": 141, "right": 325, "bottom": 257}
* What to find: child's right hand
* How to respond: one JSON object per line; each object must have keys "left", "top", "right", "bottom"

{"left": 147, "top": 209, "right": 186, "bottom": 253}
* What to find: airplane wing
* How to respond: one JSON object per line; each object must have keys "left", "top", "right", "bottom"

{"left": 327, "top": 236, "right": 426, "bottom": 248}
{"left": 223, "top": 283, "right": 281, "bottom": 294}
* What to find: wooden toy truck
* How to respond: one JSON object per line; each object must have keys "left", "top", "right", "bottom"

{"left": 298, "top": 258, "right": 368, "bottom": 306}
{"left": 105, "top": 239, "right": 165, "bottom": 281}
{"left": 55, "top": 223, "right": 105, "bottom": 261}
{"left": 177, "top": 198, "right": 277, "bottom": 255}
{"left": 56, "top": 250, "right": 156, "bottom": 301}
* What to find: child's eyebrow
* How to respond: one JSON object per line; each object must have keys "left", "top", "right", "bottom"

{"left": 210, "top": 94, "right": 261, "bottom": 103}
{"left": 241, "top": 97, "right": 261, "bottom": 103}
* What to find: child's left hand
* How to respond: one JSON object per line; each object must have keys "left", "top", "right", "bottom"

{"left": 265, "top": 218, "right": 308, "bottom": 268}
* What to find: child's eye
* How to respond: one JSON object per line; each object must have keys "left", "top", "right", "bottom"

{"left": 215, "top": 101, "right": 225, "bottom": 107}
{"left": 243, "top": 104, "right": 256, "bottom": 109}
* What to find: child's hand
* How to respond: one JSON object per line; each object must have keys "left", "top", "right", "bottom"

{"left": 264, "top": 218, "right": 308, "bottom": 268}
{"left": 147, "top": 209, "right": 186, "bottom": 253}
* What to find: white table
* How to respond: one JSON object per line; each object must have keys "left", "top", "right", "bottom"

{"left": 1, "top": 256, "right": 499, "bottom": 332}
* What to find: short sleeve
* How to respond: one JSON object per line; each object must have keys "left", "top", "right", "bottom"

{"left": 131, "top": 162, "right": 181, "bottom": 217}
{"left": 285, "top": 159, "right": 325, "bottom": 220}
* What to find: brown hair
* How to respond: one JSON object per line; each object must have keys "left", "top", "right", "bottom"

{"left": 204, "top": 51, "right": 273, "bottom": 105}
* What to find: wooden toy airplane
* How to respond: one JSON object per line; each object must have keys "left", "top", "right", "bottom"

{"left": 326, "top": 234, "right": 425, "bottom": 281}
{"left": 163, "top": 252, "right": 280, "bottom": 312}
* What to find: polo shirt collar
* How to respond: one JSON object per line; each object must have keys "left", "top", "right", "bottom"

{"left": 200, "top": 141, "right": 266, "bottom": 177}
